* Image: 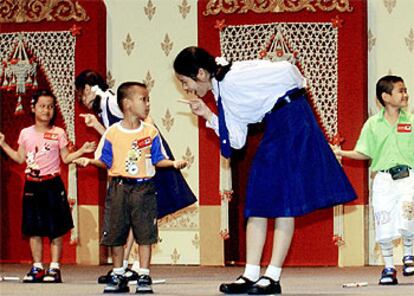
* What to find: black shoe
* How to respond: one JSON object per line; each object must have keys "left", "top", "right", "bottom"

{"left": 103, "top": 274, "right": 129, "bottom": 293}
{"left": 378, "top": 267, "right": 398, "bottom": 285}
{"left": 98, "top": 269, "right": 113, "bottom": 284}
{"left": 125, "top": 268, "right": 139, "bottom": 282}
{"left": 219, "top": 275, "right": 256, "bottom": 294}
{"left": 136, "top": 274, "right": 153, "bottom": 294}
{"left": 402, "top": 255, "right": 414, "bottom": 277}
{"left": 22, "top": 266, "right": 45, "bottom": 283}
{"left": 247, "top": 276, "right": 281, "bottom": 295}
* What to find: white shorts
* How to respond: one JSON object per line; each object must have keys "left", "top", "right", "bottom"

{"left": 372, "top": 170, "right": 414, "bottom": 242}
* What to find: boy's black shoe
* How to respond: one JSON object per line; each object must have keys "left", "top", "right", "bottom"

{"left": 219, "top": 276, "right": 255, "bottom": 294}
{"left": 379, "top": 267, "right": 398, "bottom": 285}
{"left": 99, "top": 268, "right": 139, "bottom": 284}
{"left": 98, "top": 269, "right": 113, "bottom": 284}
{"left": 103, "top": 274, "right": 129, "bottom": 294}
{"left": 136, "top": 274, "right": 153, "bottom": 294}
{"left": 247, "top": 276, "right": 281, "bottom": 295}
{"left": 22, "top": 266, "right": 45, "bottom": 283}
{"left": 43, "top": 268, "right": 62, "bottom": 283}
{"left": 402, "top": 255, "right": 414, "bottom": 276}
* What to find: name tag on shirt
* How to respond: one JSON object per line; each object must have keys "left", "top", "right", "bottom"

{"left": 135, "top": 137, "right": 152, "bottom": 148}
{"left": 44, "top": 132, "right": 59, "bottom": 140}
{"left": 397, "top": 123, "right": 412, "bottom": 133}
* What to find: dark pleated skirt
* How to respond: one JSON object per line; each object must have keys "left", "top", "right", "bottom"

{"left": 245, "top": 95, "right": 356, "bottom": 218}
{"left": 154, "top": 132, "right": 197, "bottom": 219}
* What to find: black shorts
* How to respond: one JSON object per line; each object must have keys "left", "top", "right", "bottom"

{"left": 101, "top": 178, "right": 158, "bottom": 246}
{"left": 22, "top": 176, "right": 74, "bottom": 240}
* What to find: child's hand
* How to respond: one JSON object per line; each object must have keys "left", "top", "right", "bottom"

{"left": 80, "top": 113, "right": 99, "bottom": 128}
{"left": 0, "top": 132, "right": 5, "bottom": 147}
{"left": 73, "top": 157, "right": 91, "bottom": 167}
{"left": 81, "top": 141, "right": 96, "bottom": 153}
{"left": 329, "top": 144, "right": 342, "bottom": 161}
{"left": 173, "top": 160, "right": 188, "bottom": 169}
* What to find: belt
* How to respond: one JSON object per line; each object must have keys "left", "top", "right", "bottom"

{"left": 112, "top": 176, "right": 151, "bottom": 184}
{"left": 270, "top": 88, "right": 307, "bottom": 113}
{"left": 26, "top": 173, "right": 60, "bottom": 182}
{"left": 380, "top": 165, "right": 412, "bottom": 173}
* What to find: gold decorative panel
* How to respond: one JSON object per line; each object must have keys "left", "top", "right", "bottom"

{"left": 203, "top": 0, "right": 353, "bottom": 16}
{"left": 368, "top": 29, "right": 376, "bottom": 52}
{"left": 0, "top": 0, "right": 89, "bottom": 23}
{"left": 143, "top": 71, "right": 154, "bottom": 92}
{"left": 106, "top": 71, "right": 115, "bottom": 89}
{"left": 183, "top": 147, "right": 194, "bottom": 169}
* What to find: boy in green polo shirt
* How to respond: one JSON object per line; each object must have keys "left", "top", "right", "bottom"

{"left": 334, "top": 75, "right": 413, "bottom": 285}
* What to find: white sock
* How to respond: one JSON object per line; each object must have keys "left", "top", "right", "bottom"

{"left": 49, "top": 262, "right": 60, "bottom": 270}
{"left": 403, "top": 236, "right": 413, "bottom": 257}
{"left": 380, "top": 241, "right": 394, "bottom": 268}
{"left": 123, "top": 259, "right": 129, "bottom": 269}
{"left": 33, "top": 262, "right": 43, "bottom": 269}
{"left": 139, "top": 268, "right": 150, "bottom": 276}
{"left": 113, "top": 267, "right": 125, "bottom": 275}
{"left": 264, "top": 265, "right": 282, "bottom": 281}
{"left": 131, "top": 260, "right": 140, "bottom": 272}
{"left": 237, "top": 264, "right": 260, "bottom": 282}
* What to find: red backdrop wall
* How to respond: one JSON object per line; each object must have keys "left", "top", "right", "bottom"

{"left": 197, "top": 0, "right": 367, "bottom": 266}
{"left": 0, "top": 0, "right": 107, "bottom": 263}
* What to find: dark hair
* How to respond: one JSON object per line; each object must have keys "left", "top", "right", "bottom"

{"left": 31, "top": 89, "right": 58, "bottom": 126}
{"left": 173, "top": 46, "right": 232, "bottom": 82}
{"left": 75, "top": 70, "right": 109, "bottom": 113}
{"left": 116, "top": 81, "right": 147, "bottom": 112}
{"left": 376, "top": 75, "right": 404, "bottom": 106}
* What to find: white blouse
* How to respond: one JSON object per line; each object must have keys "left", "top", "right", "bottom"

{"left": 206, "top": 60, "right": 306, "bottom": 149}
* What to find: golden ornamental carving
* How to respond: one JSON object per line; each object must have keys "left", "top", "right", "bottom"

{"left": 183, "top": 147, "right": 194, "bottom": 169}
{"left": 161, "top": 33, "right": 173, "bottom": 56}
{"left": 143, "top": 70, "right": 154, "bottom": 92}
{"left": 122, "top": 33, "right": 135, "bottom": 56}
{"left": 106, "top": 70, "right": 115, "bottom": 89}
{"left": 0, "top": 0, "right": 89, "bottom": 23}
{"left": 405, "top": 28, "right": 414, "bottom": 53}
{"left": 162, "top": 109, "right": 174, "bottom": 132}
{"left": 203, "top": 0, "right": 353, "bottom": 16}
{"left": 144, "top": 0, "right": 156, "bottom": 21}
{"left": 179, "top": 0, "right": 191, "bottom": 19}
{"left": 368, "top": 29, "right": 376, "bottom": 53}
{"left": 383, "top": 0, "right": 396, "bottom": 14}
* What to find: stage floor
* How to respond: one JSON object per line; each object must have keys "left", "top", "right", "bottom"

{"left": 0, "top": 264, "right": 413, "bottom": 295}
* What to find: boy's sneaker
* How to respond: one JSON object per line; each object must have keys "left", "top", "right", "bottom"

{"left": 23, "top": 266, "right": 45, "bottom": 283}
{"left": 379, "top": 267, "right": 398, "bottom": 285}
{"left": 43, "top": 268, "right": 62, "bottom": 283}
{"left": 99, "top": 268, "right": 138, "bottom": 284}
{"left": 402, "top": 255, "right": 414, "bottom": 276}
{"left": 136, "top": 274, "right": 153, "bottom": 294}
{"left": 103, "top": 274, "right": 129, "bottom": 294}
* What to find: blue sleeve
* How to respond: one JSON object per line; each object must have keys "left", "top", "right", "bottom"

{"left": 99, "top": 139, "right": 113, "bottom": 168}
{"left": 151, "top": 135, "right": 166, "bottom": 165}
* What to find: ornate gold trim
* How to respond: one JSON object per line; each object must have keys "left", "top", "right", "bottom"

{"left": 0, "top": 0, "right": 89, "bottom": 23}
{"left": 203, "top": 0, "right": 353, "bottom": 16}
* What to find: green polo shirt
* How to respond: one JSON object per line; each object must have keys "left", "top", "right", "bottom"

{"left": 355, "top": 108, "right": 414, "bottom": 172}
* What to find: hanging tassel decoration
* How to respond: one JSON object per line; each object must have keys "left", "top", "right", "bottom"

{"left": 14, "top": 95, "right": 24, "bottom": 115}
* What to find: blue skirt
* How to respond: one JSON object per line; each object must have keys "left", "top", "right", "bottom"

{"left": 154, "top": 131, "right": 197, "bottom": 218}
{"left": 245, "top": 95, "right": 356, "bottom": 218}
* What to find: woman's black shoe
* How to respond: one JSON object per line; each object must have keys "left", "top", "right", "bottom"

{"left": 247, "top": 276, "right": 281, "bottom": 295}
{"left": 219, "top": 276, "right": 256, "bottom": 294}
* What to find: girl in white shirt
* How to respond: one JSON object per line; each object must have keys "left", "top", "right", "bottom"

{"left": 174, "top": 46, "right": 356, "bottom": 295}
